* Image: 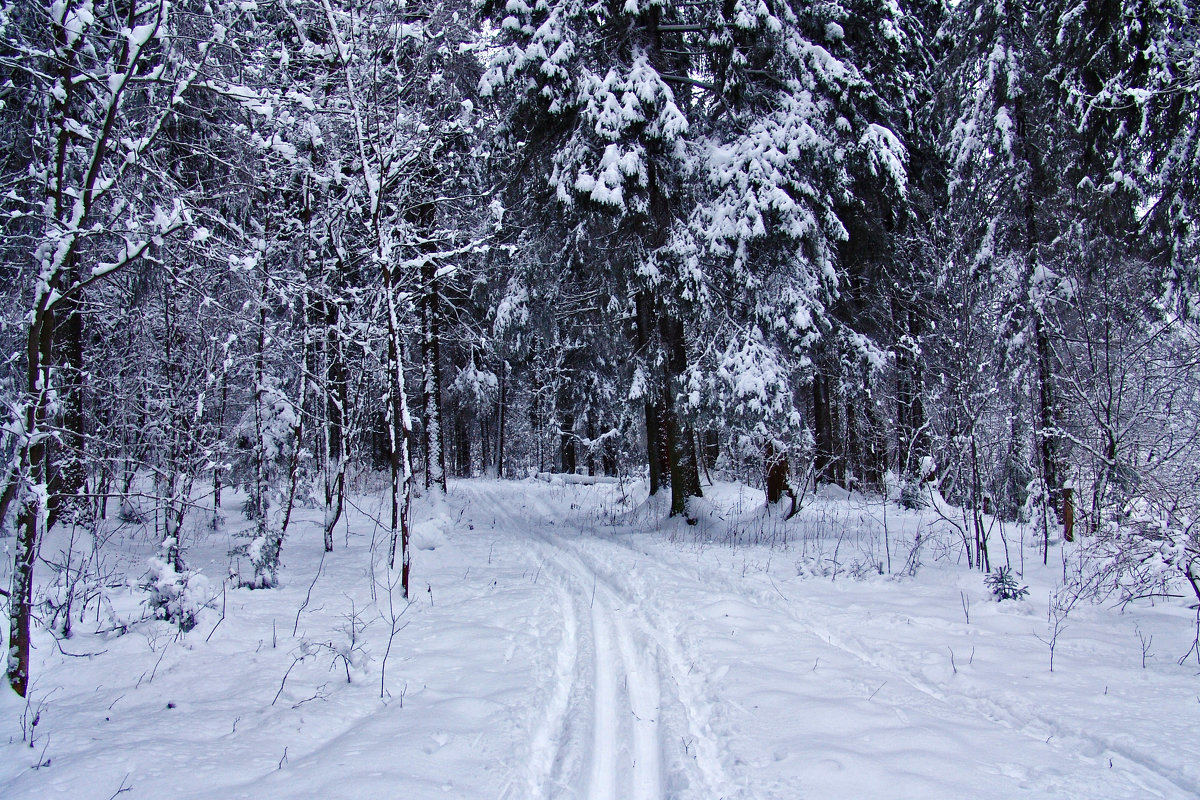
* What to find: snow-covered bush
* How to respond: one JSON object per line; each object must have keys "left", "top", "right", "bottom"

{"left": 144, "top": 544, "right": 212, "bottom": 631}
{"left": 229, "top": 376, "right": 302, "bottom": 520}
{"left": 1085, "top": 508, "right": 1199, "bottom": 608}
{"left": 233, "top": 532, "right": 282, "bottom": 589}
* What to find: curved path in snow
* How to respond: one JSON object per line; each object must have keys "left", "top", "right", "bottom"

{"left": 456, "top": 480, "right": 1200, "bottom": 800}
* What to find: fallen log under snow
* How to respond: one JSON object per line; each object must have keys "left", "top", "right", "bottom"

{"left": 534, "top": 472, "right": 621, "bottom": 485}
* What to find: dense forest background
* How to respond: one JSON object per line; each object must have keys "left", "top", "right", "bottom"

{"left": 2, "top": 0, "right": 1199, "bottom": 696}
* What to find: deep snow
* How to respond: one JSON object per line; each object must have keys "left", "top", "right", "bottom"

{"left": 3, "top": 478, "right": 1199, "bottom": 799}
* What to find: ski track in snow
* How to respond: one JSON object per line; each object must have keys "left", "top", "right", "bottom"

{"left": 468, "top": 482, "right": 756, "bottom": 800}
{"left": 469, "top": 483, "right": 691, "bottom": 800}
{"left": 659, "top": 545, "right": 1200, "bottom": 799}
{"left": 460, "top": 481, "right": 1199, "bottom": 800}
{"left": 781, "top": 602, "right": 1200, "bottom": 799}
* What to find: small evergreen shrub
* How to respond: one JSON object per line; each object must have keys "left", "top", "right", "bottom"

{"left": 898, "top": 481, "right": 927, "bottom": 510}
{"left": 985, "top": 566, "right": 1029, "bottom": 601}
{"left": 145, "top": 546, "right": 212, "bottom": 630}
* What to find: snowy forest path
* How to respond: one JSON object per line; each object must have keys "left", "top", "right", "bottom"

{"left": 459, "top": 481, "right": 737, "bottom": 800}
{"left": 457, "top": 480, "right": 1198, "bottom": 800}
{"left": 9, "top": 480, "right": 1199, "bottom": 800}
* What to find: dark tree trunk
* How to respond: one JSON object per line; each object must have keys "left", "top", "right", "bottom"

{"left": 862, "top": 399, "right": 888, "bottom": 489}
{"left": 602, "top": 433, "right": 619, "bottom": 477}
{"left": 895, "top": 302, "right": 928, "bottom": 480}
{"left": 765, "top": 440, "right": 789, "bottom": 504}
{"left": 47, "top": 270, "right": 87, "bottom": 529}
{"left": 636, "top": 290, "right": 664, "bottom": 495}
{"left": 661, "top": 316, "right": 702, "bottom": 516}
{"left": 214, "top": 370, "right": 228, "bottom": 516}
{"left": 456, "top": 414, "right": 471, "bottom": 476}
{"left": 496, "top": 361, "right": 506, "bottom": 477}
{"left": 560, "top": 413, "right": 576, "bottom": 473}
{"left": 480, "top": 416, "right": 491, "bottom": 476}
{"left": 1062, "top": 485, "right": 1075, "bottom": 543}
{"left": 846, "top": 401, "right": 859, "bottom": 487}
{"left": 813, "top": 374, "right": 836, "bottom": 484}
{"left": 1035, "top": 314, "right": 1063, "bottom": 520}
{"left": 701, "top": 429, "right": 720, "bottom": 470}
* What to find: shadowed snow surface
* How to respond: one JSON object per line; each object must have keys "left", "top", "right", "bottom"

{"left": 3, "top": 479, "right": 1199, "bottom": 799}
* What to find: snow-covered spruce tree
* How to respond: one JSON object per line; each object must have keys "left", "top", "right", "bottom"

{"left": 854, "top": 0, "right": 947, "bottom": 490}
{"left": 675, "top": 0, "right": 921, "bottom": 500}
{"left": 480, "top": 0, "right": 705, "bottom": 515}
{"left": 481, "top": 0, "right": 926, "bottom": 512}
{"left": 1137, "top": 0, "right": 1200, "bottom": 321}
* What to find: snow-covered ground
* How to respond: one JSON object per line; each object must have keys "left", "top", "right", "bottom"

{"left": 3, "top": 478, "right": 1199, "bottom": 799}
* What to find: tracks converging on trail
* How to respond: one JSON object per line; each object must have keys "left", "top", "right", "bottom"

{"left": 460, "top": 481, "right": 1198, "bottom": 800}
{"left": 466, "top": 483, "right": 737, "bottom": 800}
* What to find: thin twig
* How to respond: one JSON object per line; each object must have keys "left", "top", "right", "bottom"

{"left": 206, "top": 583, "right": 227, "bottom": 643}
{"left": 107, "top": 773, "right": 132, "bottom": 799}
{"left": 272, "top": 655, "right": 307, "bottom": 706}
{"left": 293, "top": 549, "right": 326, "bottom": 637}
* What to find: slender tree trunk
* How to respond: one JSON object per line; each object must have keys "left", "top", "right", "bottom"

{"left": 8, "top": 292, "right": 55, "bottom": 696}
{"left": 384, "top": 275, "right": 414, "bottom": 597}
{"left": 496, "top": 360, "right": 506, "bottom": 477}
{"left": 1062, "top": 484, "right": 1075, "bottom": 543}
{"left": 422, "top": 262, "right": 447, "bottom": 492}
{"left": 322, "top": 300, "right": 347, "bottom": 552}
{"left": 971, "top": 435, "right": 990, "bottom": 572}
{"left": 586, "top": 416, "right": 597, "bottom": 476}
{"left": 895, "top": 302, "right": 928, "bottom": 480}
{"left": 1035, "top": 314, "right": 1062, "bottom": 520}
{"left": 280, "top": 298, "right": 310, "bottom": 539}
{"left": 213, "top": 371, "right": 228, "bottom": 516}
{"left": 813, "top": 374, "right": 836, "bottom": 484}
